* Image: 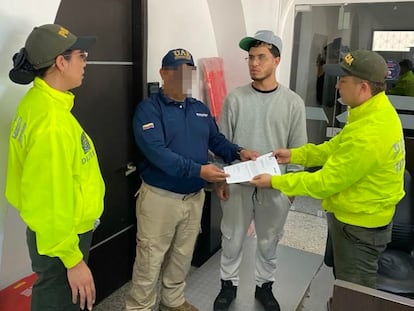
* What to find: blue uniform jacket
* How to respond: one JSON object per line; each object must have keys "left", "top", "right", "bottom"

{"left": 133, "top": 90, "right": 240, "bottom": 194}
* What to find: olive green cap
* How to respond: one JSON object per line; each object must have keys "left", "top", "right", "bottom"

{"left": 25, "top": 24, "right": 96, "bottom": 69}
{"left": 324, "top": 50, "right": 387, "bottom": 83}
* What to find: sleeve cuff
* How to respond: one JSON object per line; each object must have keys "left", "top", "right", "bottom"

{"left": 190, "top": 163, "right": 202, "bottom": 178}
{"left": 60, "top": 249, "right": 83, "bottom": 269}
{"left": 290, "top": 148, "right": 300, "bottom": 163}
{"left": 271, "top": 175, "right": 283, "bottom": 190}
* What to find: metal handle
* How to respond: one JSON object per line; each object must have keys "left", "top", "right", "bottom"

{"left": 125, "top": 162, "right": 137, "bottom": 176}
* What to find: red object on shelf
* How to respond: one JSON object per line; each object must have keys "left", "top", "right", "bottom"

{"left": 200, "top": 57, "right": 227, "bottom": 123}
{"left": 0, "top": 273, "right": 37, "bottom": 311}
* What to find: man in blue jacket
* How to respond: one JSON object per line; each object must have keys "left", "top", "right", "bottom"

{"left": 126, "top": 48, "right": 258, "bottom": 311}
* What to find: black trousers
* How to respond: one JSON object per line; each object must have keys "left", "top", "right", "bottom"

{"left": 26, "top": 228, "right": 93, "bottom": 311}
{"left": 324, "top": 213, "right": 391, "bottom": 289}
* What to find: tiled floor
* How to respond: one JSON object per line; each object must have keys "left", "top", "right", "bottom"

{"left": 280, "top": 208, "right": 327, "bottom": 255}
{"left": 183, "top": 237, "right": 323, "bottom": 311}
{"left": 94, "top": 196, "right": 333, "bottom": 311}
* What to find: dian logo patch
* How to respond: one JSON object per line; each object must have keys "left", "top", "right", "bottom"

{"left": 81, "top": 132, "right": 91, "bottom": 154}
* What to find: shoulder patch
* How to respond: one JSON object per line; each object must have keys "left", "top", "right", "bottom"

{"left": 81, "top": 132, "right": 91, "bottom": 154}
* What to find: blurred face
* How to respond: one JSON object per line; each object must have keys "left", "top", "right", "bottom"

{"left": 336, "top": 76, "right": 364, "bottom": 108}
{"left": 247, "top": 45, "right": 279, "bottom": 82}
{"left": 60, "top": 49, "right": 88, "bottom": 89}
{"left": 162, "top": 63, "right": 196, "bottom": 95}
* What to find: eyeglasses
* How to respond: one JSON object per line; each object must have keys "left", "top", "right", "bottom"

{"left": 62, "top": 51, "right": 89, "bottom": 61}
{"left": 78, "top": 51, "right": 89, "bottom": 61}
{"left": 245, "top": 54, "right": 270, "bottom": 64}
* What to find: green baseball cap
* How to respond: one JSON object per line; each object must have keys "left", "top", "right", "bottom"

{"left": 324, "top": 50, "right": 387, "bottom": 83}
{"left": 239, "top": 30, "right": 283, "bottom": 54}
{"left": 25, "top": 24, "right": 96, "bottom": 69}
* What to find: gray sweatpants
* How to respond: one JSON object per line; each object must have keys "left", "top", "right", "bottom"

{"left": 219, "top": 184, "right": 291, "bottom": 286}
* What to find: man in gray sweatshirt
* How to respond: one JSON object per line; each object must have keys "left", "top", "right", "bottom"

{"left": 213, "top": 30, "right": 307, "bottom": 311}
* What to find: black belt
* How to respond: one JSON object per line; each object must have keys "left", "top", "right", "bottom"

{"left": 144, "top": 183, "right": 201, "bottom": 201}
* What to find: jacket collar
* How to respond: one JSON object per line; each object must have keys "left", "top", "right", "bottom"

{"left": 347, "top": 91, "right": 389, "bottom": 124}
{"left": 33, "top": 77, "right": 75, "bottom": 111}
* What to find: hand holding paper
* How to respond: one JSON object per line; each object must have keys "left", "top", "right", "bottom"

{"left": 224, "top": 152, "right": 281, "bottom": 184}
{"left": 250, "top": 173, "right": 273, "bottom": 188}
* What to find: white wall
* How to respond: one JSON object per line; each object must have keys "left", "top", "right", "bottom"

{"left": 240, "top": 0, "right": 282, "bottom": 86}
{"left": 207, "top": 0, "right": 249, "bottom": 92}
{"left": 147, "top": 0, "right": 218, "bottom": 99}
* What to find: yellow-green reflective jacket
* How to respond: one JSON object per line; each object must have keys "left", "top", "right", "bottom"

{"left": 5, "top": 77, "right": 105, "bottom": 268}
{"left": 272, "top": 92, "right": 405, "bottom": 228}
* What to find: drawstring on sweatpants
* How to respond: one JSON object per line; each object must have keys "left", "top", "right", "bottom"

{"left": 252, "top": 187, "right": 262, "bottom": 206}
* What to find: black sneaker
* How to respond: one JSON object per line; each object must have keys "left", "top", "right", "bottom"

{"left": 326, "top": 297, "right": 333, "bottom": 311}
{"left": 213, "top": 280, "right": 237, "bottom": 311}
{"left": 255, "top": 282, "right": 280, "bottom": 311}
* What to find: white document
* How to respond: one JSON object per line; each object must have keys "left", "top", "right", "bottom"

{"left": 224, "top": 152, "right": 281, "bottom": 184}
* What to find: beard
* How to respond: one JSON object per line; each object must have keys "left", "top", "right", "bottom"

{"left": 250, "top": 69, "right": 274, "bottom": 82}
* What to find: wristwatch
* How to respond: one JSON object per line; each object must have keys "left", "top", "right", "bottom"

{"left": 236, "top": 146, "right": 245, "bottom": 158}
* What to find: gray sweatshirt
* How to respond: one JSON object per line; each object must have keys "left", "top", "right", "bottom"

{"left": 218, "top": 83, "right": 307, "bottom": 174}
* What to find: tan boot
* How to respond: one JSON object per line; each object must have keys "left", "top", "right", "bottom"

{"left": 159, "top": 301, "right": 199, "bottom": 311}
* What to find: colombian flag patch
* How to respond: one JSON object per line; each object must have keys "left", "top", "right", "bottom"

{"left": 142, "top": 122, "right": 154, "bottom": 130}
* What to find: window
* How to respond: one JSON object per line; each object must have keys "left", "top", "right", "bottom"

{"left": 372, "top": 31, "right": 414, "bottom": 52}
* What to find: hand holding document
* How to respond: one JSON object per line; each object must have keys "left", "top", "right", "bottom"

{"left": 224, "top": 152, "right": 281, "bottom": 184}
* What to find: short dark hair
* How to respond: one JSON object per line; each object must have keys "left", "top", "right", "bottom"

{"left": 251, "top": 40, "right": 280, "bottom": 57}
{"left": 351, "top": 76, "right": 385, "bottom": 95}
{"left": 368, "top": 81, "right": 386, "bottom": 95}
{"left": 399, "top": 59, "right": 413, "bottom": 70}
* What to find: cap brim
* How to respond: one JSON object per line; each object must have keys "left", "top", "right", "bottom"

{"left": 323, "top": 63, "right": 349, "bottom": 77}
{"left": 70, "top": 36, "right": 97, "bottom": 51}
{"left": 163, "top": 59, "right": 195, "bottom": 68}
{"left": 239, "top": 37, "right": 255, "bottom": 51}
